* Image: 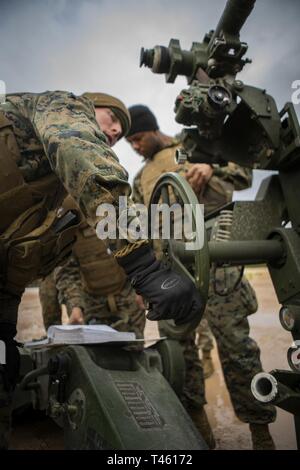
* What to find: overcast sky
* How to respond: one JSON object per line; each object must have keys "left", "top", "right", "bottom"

{"left": 1, "top": 0, "right": 299, "bottom": 197}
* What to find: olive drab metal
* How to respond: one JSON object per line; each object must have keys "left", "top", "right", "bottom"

{"left": 141, "top": 0, "right": 300, "bottom": 448}
{"left": 9, "top": 0, "right": 300, "bottom": 450}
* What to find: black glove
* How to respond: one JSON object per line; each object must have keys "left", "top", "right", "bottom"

{"left": 117, "top": 245, "right": 203, "bottom": 325}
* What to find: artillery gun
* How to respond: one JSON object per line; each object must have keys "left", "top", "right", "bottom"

{"left": 141, "top": 0, "right": 300, "bottom": 448}
{"left": 12, "top": 0, "right": 299, "bottom": 450}
{"left": 13, "top": 337, "right": 206, "bottom": 449}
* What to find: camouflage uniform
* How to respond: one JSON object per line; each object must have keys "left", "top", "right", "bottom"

{"left": 132, "top": 141, "right": 276, "bottom": 424}
{"left": 39, "top": 273, "right": 61, "bottom": 330}
{"left": 206, "top": 267, "right": 275, "bottom": 423}
{"left": 196, "top": 318, "right": 214, "bottom": 379}
{"left": 196, "top": 318, "right": 214, "bottom": 353}
{"left": 0, "top": 91, "right": 133, "bottom": 448}
{"left": 0, "top": 91, "right": 132, "bottom": 322}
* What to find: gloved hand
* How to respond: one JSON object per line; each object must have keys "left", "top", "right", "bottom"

{"left": 117, "top": 244, "right": 203, "bottom": 325}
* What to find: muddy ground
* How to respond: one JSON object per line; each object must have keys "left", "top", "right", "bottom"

{"left": 11, "top": 268, "right": 297, "bottom": 450}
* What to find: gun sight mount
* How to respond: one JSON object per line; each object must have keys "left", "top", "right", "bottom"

{"left": 140, "top": 0, "right": 255, "bottom": 83}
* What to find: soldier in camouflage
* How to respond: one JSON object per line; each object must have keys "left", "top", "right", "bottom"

{"left": 195, "top": 318, "right": 214, "bottom": 379}
{"left": 126, "top": 105, "right": 276, "bottom": 450}
{"left": 0, "top": 92, "right": 202, "bottom": 448}
{"left": 39, "top": 93, "right": 145, "bottom": 341}
{"left": 39, "top": 272, "right": 61, "bottom": 329}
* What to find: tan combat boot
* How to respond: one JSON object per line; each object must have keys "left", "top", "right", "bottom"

{"left": 189, "top": 406, "right": 216, "bottom": 449}
{"left": 202, "top": 350, "right": 215, "bottom": 379}
{"left": 249, "top": 423, "right": 276, "bottom": 450}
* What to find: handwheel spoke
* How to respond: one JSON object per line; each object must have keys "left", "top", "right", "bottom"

{"left": 148, "top": 172, "right": 210, "bottom": 339}
{"left": 161, "top": 186, "right": 170, "bottom": 205}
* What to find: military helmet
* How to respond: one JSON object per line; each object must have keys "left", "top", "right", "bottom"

{"left": 83, "top": 92, "right": 131, "bottom": 138}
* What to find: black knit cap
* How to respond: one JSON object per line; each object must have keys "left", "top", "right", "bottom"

{"left": 127, "top": 105, "right": 159, "bottom": 137}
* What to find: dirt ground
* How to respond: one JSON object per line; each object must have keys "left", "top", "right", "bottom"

{"left": 11, "top": 268, "right": 297, "bottom": 450}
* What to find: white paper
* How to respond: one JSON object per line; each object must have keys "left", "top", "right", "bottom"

{"left": 25, "top": 324, "right": 136, "bottom": 347}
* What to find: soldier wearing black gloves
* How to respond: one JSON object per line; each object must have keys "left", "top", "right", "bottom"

{"left": 117, "top": 244, "right": 202, "bottom": 325}
{"left": 0, "top": 91, "right": 203, "bottom": 449}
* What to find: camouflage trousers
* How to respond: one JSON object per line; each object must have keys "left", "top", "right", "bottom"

{"left": 203, "top": 267, "right": 276, "bottom": 424}
{"left": 179, "top": 267, "right": 276, "bottom": 424}
{"left": 179, "top": 331, "right": 205, "bottom": 411}
{"left": 196, "top": 318, "right": 214, "bottom": 352}
{"left": 39, "top": 274, "right": 62, "bottom": 330}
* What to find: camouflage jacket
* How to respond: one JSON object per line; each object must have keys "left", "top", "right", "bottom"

{"left": 1, "top": 91, "right": 131, "bottom": 228}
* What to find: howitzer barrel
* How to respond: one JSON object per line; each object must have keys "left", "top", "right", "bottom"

{"left": 251, "top": 372, "right": 283, "bottom": 403}
{"left": 251, "top": 372, "right": 300, "bottom": 415}
{"left": 210, "top": 0, "right": 256, "bottom": 46}
{"left": 251, "top": 372, "right": 296, "bottom": 405}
